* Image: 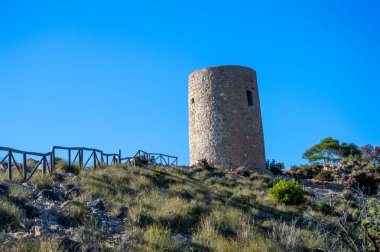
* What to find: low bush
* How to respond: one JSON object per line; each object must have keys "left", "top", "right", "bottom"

{"left": 342, "top": 188, "right": 353, "bottom": 200}
{"left": 270, "top": 219, "right": 302, "bottom": 251}
{"left": 315, "top": 201, "right": 334, "bottom": 215}
{"left": 266, "top": 159, "right": 284, "bottom": 175}
{"left": 297, "top": 164, "right": 323, "bottom": 179}
{"left": 315, "top": 170, "right": 334, "bottom": 182}
{"left": 29, "top": 172, "right": 54, "bottom": 189}
{"left": 0, "top": 201, "right": 22, "bottom": 230}
{"left": 143, "top": 224, "right": 182, "bottom": 251}
{"left": 269, "top": 179, "right": 306, "bottom": 205}
{"left": 349, "top": 171, "right": 380, "bottom": 195}
{"left": 57, "top": 203, "right": 89, "bottom": 227}
{"left": 55, "top": 160, "right": 80, "bottom": 175}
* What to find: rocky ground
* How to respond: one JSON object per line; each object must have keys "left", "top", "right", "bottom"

{"left": 0, "top": 173, "right": 129, "bottom": 251}
{"left": 1, "top": 162, "right": 370, "bottom": 252}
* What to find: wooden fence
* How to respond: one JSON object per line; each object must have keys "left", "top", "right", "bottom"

{"left": 122, "top": 150, "right": 178, "bottom": 166}
{"left": 0, "top": 146, "right": 178, "bottom": 182}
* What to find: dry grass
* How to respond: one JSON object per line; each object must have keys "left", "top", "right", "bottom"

{"left": 0, "top": 163, "right": 355, "bottom": 251}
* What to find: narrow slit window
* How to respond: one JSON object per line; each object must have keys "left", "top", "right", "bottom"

{"left": 191, "top": 98, "right": 195, "bottom": 104}
{"left": 246, "top": 90, "right": 253, "bottom": 106}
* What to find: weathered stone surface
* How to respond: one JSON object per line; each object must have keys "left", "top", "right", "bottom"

{"left": 189, "top": 65, "right": 266, "bottom": 172}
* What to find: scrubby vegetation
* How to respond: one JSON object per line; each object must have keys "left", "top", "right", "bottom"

{"left": 269, "top": 179, "right": 306, "bottom": 205}
{"left": 0, "top": 158, "right": 379, "bottom": 251}
{"left": 0, "top": 137, "right": 379, "bottom": 251}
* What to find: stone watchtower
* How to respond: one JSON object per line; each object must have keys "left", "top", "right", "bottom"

{"left": 188, "top": 65, "right": 266, "bottom": 173}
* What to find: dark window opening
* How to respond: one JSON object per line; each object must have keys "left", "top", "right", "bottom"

{"left": 246, "top": 90, "right": 253, "bottom": 106}
{"left": 191, "top": 98, "right": 195, "bottom": 104}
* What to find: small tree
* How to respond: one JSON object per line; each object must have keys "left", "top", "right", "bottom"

{"left": 303, "top": 137, "right": 341, "bottom": 164}
{"left": 303, "top": 137, "right": 362, "bottom": 164}
{"left": 340, "top": 142, "right": 362, "bottom": 159}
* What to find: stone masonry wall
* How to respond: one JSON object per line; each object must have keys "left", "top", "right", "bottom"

{"left": 189, "top": 65, "right": 266, "bottom": 172}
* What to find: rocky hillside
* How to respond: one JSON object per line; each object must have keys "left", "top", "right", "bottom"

{"left": 0, "top": 160, "right": 379, "bottom": 252}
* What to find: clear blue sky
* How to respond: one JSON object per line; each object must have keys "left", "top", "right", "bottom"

{"left": 1, "top": 0, "right": 379, "bottom": 167}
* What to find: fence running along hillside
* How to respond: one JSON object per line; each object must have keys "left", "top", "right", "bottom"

{"left": 121, "top": 150, "right": 178, "bottom": 166}
{"left": 0, "top": 146, "right": 178, "bottom": 182}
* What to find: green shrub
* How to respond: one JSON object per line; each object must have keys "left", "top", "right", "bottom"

{"left": 269, "top": 179, "right": 306, "bottom": 205}
{"left": 315, "top": 170, "right": 334, "bottom": 182}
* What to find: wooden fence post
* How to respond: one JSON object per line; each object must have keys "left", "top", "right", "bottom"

{"left": 8, "top": 150, "right": 12, "bottom": 180}
{"left": 93, "top": 151, "right": 97, "bottom": 169}
{"left": 42, "top": 156, "right": 46, "bottom": 175}
{"left": 119, "top": 149, "right": 122, "bottom": 166}
{"left": 68, "top": 149, "right": 71, "bottom": 173}
{"left": 23, "top": 153, "right": 27, "bottom": 181}
{"left": 51, "top": 147, "right": 55, "bottom": 172}
{"left": 79, "top": 149, "right": 83, "bottom": 169}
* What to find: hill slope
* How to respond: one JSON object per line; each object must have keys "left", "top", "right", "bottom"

{"left": 0, "top": 163, "right": 378, "bottom": 251}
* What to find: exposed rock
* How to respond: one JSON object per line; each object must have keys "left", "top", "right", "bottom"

{"left": 37, "top": 189, "right": 55, "bottom": 201}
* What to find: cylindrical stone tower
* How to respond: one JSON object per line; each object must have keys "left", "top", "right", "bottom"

{"left": 189, "top": 65, "right": 266, "bottom": 172}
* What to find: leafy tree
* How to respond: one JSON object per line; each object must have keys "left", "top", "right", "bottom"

{"left": 303, "top": 137, "right": 363, "bottom": 164}
{"left": 303, "top": 137, "right": 342, "bottom": 164}
{"left": 340, "top": 142, "right": 361, "bottom": 158}
{"left": 360, "top": 144, "right": 380, "bottom": 164}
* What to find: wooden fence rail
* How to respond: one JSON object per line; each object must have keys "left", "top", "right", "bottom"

{"left": 0, "top": 146, "right": 178, "bottom": 182}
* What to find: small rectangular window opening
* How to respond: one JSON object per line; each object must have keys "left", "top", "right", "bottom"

{"left": 247, "top": 90, "right": 253, "bottom": 106}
